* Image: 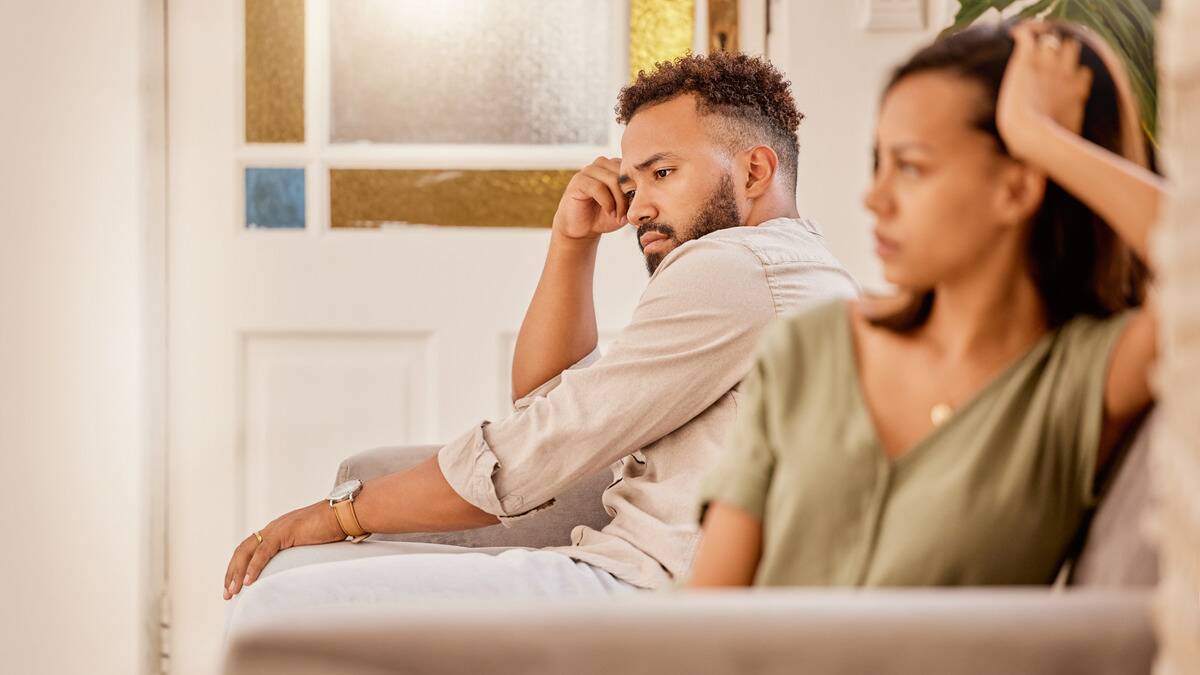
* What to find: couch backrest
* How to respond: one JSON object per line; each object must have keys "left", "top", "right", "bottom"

{"left": 1068, "top": 411, "right": 1159, "bottom": 587}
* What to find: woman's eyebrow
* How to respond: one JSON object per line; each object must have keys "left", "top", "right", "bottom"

{"left": 886, "top": 141, "right": 934, "bottom": 154}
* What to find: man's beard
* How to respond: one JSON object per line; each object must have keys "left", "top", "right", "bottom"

{"left": 637, "top": 174, "right": 741, "bottom": 276}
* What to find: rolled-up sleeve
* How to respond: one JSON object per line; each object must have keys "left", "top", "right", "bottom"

{"left": 437, "top": 239, "right": 778, "bottom": 524}
{"left": 511, "top": 348, "right": 601, "bottom": 413}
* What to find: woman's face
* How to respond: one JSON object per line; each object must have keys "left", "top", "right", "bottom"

{"left": 865, "top": 72, "right": 1027, "bottom": 289}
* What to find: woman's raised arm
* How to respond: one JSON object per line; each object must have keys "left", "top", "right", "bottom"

{"left": 998, "top": 22, "right": 1165, "bottom": 466}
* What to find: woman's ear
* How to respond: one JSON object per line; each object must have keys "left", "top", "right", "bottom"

{"left": 744, "top": 145, "right": 779, "bottom": 199}
{"left": 995, "top": 161, "right": 1047, "bottom": 228}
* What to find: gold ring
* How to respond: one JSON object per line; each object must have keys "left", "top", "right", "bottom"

{"left": 1039, "top": 33, "right": 1063, "bottom": 51}
{"left": 253, "top": 531, "right": 263, "bottom": 544}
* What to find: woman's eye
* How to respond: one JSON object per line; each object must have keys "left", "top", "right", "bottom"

{"left": 624, "top": 190, "right": 636, "bottom": 200}
{"left": 654, "top": 168, "right": 673, "bottom": 179}
{"left": 896, "top": 161, "right": 922, "bottom": 177}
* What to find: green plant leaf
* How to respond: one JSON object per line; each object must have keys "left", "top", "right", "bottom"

{"left": 1056, "top": 0, "right": 1157, "bottom": 138}
{"left": 942, "top": 0, "right": 1021, "bottom": 37}
{"left": 1016, "top": 0, "right": 1056, "bottom": 20}
{"left": 945, "top": 0, "right": 1159, "bottom": 141}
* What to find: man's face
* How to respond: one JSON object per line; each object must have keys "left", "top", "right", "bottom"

{"left": 619, "top": 94, "right": 744, "bottom": 275}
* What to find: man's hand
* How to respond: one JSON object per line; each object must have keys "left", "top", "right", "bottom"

{"left": 512, "top": 158, "right": 623, "bottom": 398}
{"left": 222, "top": 500, "right": 345, "bottom": 600}
{"left": 552, "top": 156, "right": 628, "bottom": 240}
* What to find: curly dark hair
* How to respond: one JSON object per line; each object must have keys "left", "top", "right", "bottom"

{"left": 615, "top": 51, "right": 803, "bottom": 194}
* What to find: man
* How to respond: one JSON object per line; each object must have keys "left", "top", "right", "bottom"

{"left": 224, "top": 52, "right": 857, "bottom": 624}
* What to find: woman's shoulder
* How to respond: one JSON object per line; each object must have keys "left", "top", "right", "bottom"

{"left": 778, "top": 297, "right": 851, "bottom": 332}
{"left": 761, "top": 298, "right": 853, "bottom": 361}
{"left": 1052, "top": 309, "right": 1137, "bottom": 354}
{"left": 773, "top": 295, "right": 912, "bottom": 342}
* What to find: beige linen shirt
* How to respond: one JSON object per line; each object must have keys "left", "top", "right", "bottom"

{"left": 438, "top": 217, "right": 858, "bottom": 589}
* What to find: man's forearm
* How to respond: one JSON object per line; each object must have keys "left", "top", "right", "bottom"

{"left": 510, "top": 231, "right": 601, "bottom": 400}
{"left": 352, "top": 455, "right": 500, "bottom": 534}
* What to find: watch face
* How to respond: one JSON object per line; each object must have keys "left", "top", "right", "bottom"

{"left": 328, "top": 479, "right": 362, "bottom": 502}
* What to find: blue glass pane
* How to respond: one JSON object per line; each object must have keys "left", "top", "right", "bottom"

{"left": 245, "top": 167, "right": 305, "bottom": 229}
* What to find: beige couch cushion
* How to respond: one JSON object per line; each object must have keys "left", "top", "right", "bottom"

{"left": 1070, "top": 412, "right": 1158, "bottom": 586}
{"left": 224, "top": 590, "right": 1153, "bottom": 675}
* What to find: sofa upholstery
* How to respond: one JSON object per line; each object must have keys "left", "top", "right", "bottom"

{"left": 224, "top": 418, "right": 1159, "bottom": 674}
{"left": 1070, "top": 411, "right": 1158, "bottom": 586}
{"left": 225, "top": 590, "right": 1152, "bottom": 675}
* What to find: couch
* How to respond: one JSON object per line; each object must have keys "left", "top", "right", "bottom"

{"left": 223, "top": 415, "right": 1158, "bottom": 674}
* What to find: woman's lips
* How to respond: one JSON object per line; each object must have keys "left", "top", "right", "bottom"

{"left": 874, "top": 230, "right": 900, "bottom": 258}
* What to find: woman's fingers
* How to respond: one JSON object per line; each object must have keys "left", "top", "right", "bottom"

{"left": 1003, "top": 21, "right": 1092, "bottom": 137}
{"left": 1075, "top": 66, "right": 1093, "bottom": 100}
{"left": 1010, "top": 21, "right": 1039, "bottom": 53}
{"left": 1061, "top": 35, "right": 1082, "bottom": 71}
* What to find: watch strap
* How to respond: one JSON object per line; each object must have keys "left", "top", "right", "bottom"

{"left": 331, "top": 499, "right": 369, "bottom": 542}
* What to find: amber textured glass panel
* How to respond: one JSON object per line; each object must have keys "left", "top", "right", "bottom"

{"left": 708, "top": 0, "right": 739, "bottom": 54}
{"left": 330, "top": 0, "right": 612, "bottom": 145}
{"left": 245, "top": 0, "right": 304, "bottom": 143}
{"left": 329, "top": 169, "right": 574, "bottom": 229}
{"left": 629, "top": 0, "right": 694, "bottom": 80}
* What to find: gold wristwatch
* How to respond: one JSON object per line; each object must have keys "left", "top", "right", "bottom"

{"left": 327, "top": 479, "right": 371, "bottom": 543}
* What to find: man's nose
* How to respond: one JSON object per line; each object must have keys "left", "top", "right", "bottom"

{"left": 627, "top": 198, "right": 657, "bottom": 224}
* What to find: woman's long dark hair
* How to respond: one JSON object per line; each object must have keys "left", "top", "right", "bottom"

{"left": 869, "top": 21, "right": 1150, "bottom": 332}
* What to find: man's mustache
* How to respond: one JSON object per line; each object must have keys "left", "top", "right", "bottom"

{"left": 635, "top": 223, "right": 676, "bottom": 247}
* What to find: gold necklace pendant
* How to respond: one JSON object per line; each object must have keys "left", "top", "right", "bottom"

{"left": 930, "top": 403, "right": 954, "bottom": 426}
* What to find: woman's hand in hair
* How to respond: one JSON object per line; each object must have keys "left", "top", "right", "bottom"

{"left": 997, "top": 22, "right": 1093, "bottom": 163}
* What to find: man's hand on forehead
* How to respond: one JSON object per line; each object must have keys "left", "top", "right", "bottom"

{"left": 551, "top": 156, "right": 630, "bottom": 241}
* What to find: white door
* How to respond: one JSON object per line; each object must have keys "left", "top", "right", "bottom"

{"left": 768, "top": 0, "right": 948, "bottom": 289}
{"left": 166, "top": 1, "right": 660, "bottom": 672}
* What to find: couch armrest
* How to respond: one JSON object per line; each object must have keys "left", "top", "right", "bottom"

{"left": 334, "top": 444, "right": 442, "bottom": 485}
{"left": 335, "top": 444, "right": 613, "bottom": 549}
{"left": 225, "top": 589, "right": 1154, "bottom": 675}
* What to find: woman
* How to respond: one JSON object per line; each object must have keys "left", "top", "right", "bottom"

{"left": 687, "top": 20, "right": 1165, "bottom": 587}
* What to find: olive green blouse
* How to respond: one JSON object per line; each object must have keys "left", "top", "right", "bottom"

{"left": 698, "top": 300, "right": 1131, "bottom": 587}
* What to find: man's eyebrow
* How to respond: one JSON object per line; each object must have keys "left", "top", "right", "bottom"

{"left": 618, "top": 152, "right": 681, "bottom": 185}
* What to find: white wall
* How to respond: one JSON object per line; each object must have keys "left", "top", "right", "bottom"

{"left": 0, "top": 1, "right": 166, "bottom": 674}
{"left": 771, "top": 0, "right": 949, "bottom": 289}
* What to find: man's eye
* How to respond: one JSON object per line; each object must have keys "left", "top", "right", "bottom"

{"left": 624, "top": 190, "right": 636, "bottom": 200}
{"left": 655, "top": 168, "right": 673, "bottom": 179}
{"left": 896, "top": 161, "right": 922, "bottom": 177}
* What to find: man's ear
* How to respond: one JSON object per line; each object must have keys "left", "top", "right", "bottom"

{"left": 995, "top": 161, "right": 1046, "bottom": 229}
{"left": 745, "top": 145, "right": 779, "bottom": 199}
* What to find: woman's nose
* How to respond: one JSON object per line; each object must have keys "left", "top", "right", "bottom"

{"left": 863, "top": 177, "right": 890, "bottom": 217}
